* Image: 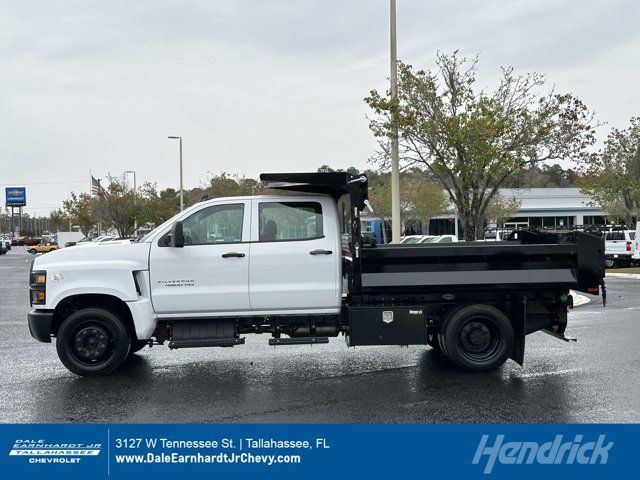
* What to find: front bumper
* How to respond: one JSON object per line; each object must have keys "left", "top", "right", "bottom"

{"left": 28, "top": 309, "right": 54, "bottom": 343}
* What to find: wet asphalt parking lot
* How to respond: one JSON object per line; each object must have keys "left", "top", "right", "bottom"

{"left": 1, "top": 247, "right": 639, "bottom": 423}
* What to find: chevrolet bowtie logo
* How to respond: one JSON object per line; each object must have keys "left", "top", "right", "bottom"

{"left": 8, "top": 189, "right": 21, "bottom": 196}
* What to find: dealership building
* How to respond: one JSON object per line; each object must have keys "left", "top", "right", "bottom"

{"left": 362, "top": 187, "right": 609, "bottom": 241}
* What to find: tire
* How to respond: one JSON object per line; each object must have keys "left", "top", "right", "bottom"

{"left": 439, "top": 304, "right": 513, "bottom": 372}
{"left": 28, "top": 249, "right": 37, "bottom": 255}
{"left": 604, "top": 258, "right": 616, "bottom": 268}
{"left": 56, "top": 308, "right": 131, "bottom": 376}
{"left": 129, "top": 339, "right": 148, "bottom": 354}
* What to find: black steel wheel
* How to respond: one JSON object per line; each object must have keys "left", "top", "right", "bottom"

{"left": 604, "top": 258, "right": 616, "bottom": 268}
{"left": 56, "top": 308, "right": 130, "bottom": 376}
{"left": 440, "top": 304, "right": 513, "bottom": 372}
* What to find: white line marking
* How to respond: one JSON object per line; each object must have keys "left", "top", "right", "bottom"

{"left": 520, "top": 368, "right": 583, "bottom": 378}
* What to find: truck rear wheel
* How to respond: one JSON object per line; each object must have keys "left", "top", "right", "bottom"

{"left": 56, "top": 308, "right": 130, "bottom": 376}
{"left": 439, "top": 304, "right": 513, "bottom": 372}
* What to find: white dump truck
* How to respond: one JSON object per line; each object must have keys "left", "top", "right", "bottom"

{"left": 27, "top": 172, "right": 605, "bottom": 376}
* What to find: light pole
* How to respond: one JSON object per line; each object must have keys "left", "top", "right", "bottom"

{"left": 390, "top": 0, "right": 401, "bottom": 243}
{"left": 124, "top": 170, "right": 137, "bottom": 193}
{"left": 125, "top": 170, "right": 137, "bottom": 234}
{"left": 168, "top": 136, "right": 184, "bottom": 211}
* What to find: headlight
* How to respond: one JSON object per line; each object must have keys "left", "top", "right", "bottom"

{"left": 30, "top": 270, "right": 46, "bottom": 306}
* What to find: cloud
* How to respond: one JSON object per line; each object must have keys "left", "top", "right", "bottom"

{"left": 0, "top": 0, "right": 637, "bottom": 216}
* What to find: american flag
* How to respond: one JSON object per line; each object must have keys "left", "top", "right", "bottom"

{"left": 91, "top": 176, "right": 102, "bottom": 196}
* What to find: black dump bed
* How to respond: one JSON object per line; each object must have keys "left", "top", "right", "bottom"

{"left": 358, "top": 230, "right": 605, "bottom": 296}
{"left": 260, "top": 172, "right": 606, "bottom": 298}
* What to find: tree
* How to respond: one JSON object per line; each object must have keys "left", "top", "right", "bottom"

{"left": 93, "top": 175, "right": 140, "bottom": 238}
{"left": 316, "top": 165, "right": 361, "bottom": 176}
{"left": 403, "top": 174, "right": 448, "bottom": 233}
{"left": 367, "top": 178, "right": 396, "bottom": 243}
{"left": 194, "top": 172, "right": 260, "bottom": 203}
{"left": 485, "top": 194, "right": 521, "bottom": 228}
{"left": 577, "top": 117, "right": 640, "bottom": 225}
{"left": 138, "top": 182, "right": 176, "bottom": 226}
{"left": 501, "top": 163, "right": 578, "bottom": 188}
{"left": 365, "top": 51, "right": 596, "bottom": 239}
{"left": 48, "top": 209, "right": 69, "bottom": 232}
{"left": 368, "top": 173, "right": 446, "bottom": 242}
{"left": 62, "top": 193, "right": 95, "bottom": 236}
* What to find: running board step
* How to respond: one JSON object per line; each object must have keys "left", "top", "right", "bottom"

{"left": 169, "top": 338, "right": 245, "bottom": 349}
{"left": 269, "top": 337, "right": 329, "bottom": 346}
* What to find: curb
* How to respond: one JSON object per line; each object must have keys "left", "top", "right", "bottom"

{"left": 569, "top": 290, "right": 590, "bottom": 307}
{"left": 606, "top": 273, "right": 640, "bottom": 279}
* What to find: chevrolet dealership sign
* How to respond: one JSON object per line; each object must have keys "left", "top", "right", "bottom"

{"left": 5, "top": 187, "right": 26, "bottom": 207}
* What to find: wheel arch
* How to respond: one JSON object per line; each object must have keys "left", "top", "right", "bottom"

{"left": 52, "top": 293, "right": 138, "bottom": 341}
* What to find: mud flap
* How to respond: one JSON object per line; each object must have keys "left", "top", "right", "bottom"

{"left": 542, "top": 310, "right": 577, "bottom": 342}
{"left": 510, "top": 294, "right": 526, "bottom": 366}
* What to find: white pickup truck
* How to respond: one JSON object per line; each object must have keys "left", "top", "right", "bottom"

{"left": 28, "top": 172, "right": 605, "bottom": 376}
{"left": 603, "top": 227, "right": 636, "bottom": 268}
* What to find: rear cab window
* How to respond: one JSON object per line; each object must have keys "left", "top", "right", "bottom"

{"left": 258, "top": 202, "right": 323, "bottom": 242}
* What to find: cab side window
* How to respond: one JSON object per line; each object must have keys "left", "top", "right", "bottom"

{"left": 182, "top": 204, "right": 244, "bottom": 245}
{"left": 258, "top": 202, "right": 323, "bottom": 242}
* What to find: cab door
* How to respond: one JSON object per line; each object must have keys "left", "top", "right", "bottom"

{"left": 149, "top": 201, "right": 251, "bottom": 315}
{"left": 248, "top": 198, "right": 340, "bottom": 312}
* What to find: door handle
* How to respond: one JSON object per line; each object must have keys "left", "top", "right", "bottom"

{"left": 222, "top": 252, "right": 245, "bottom": 258}
{"left": 309, "top": 249, "right": 333, "bottom": 255}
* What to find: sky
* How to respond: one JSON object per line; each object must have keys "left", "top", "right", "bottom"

{"left": 1, "top": 0, "right": 638, "bottom": 216}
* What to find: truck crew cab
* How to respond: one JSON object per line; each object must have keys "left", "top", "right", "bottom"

{"left": 27, "top": 172, "right": 606, "bottom": 376}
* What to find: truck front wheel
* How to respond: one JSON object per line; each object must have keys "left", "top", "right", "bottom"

{"left": 439, "top": 305, "right": 513, "bottom": 372}
{"left": 56, "top": 308, "right": 130, "bottom": 376}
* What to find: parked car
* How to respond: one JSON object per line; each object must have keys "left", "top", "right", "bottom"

{"left": 17, "top": 236, "right": 38, "bottom": 246}
{"left": 603, "top": 228, "right": 635, "bottom": 268}
{"left": 425, "top": 235, "right": 458, "bottom": 244}
{"left": 400, "top": 235, "right": 434, "bottom": 244}
{"left": 93, "top": 235, "right": 115, "bottom": 243}
{"left": 0, "top": 236, "right": 11, "bottom": 252}
{"left": 362, "top": 232, "right": 377, "bottom": 247}
{"left": 633, "top": 222, "right": 640, "bottom": 263}
{"left": 65, "top": 236, "right": 93, "bottom": 247}
{"left": 482, "top": 230, "right": 509, "bottom": 242}
{"left": 27, "top": 242, "right": 60, "bottom": 255}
